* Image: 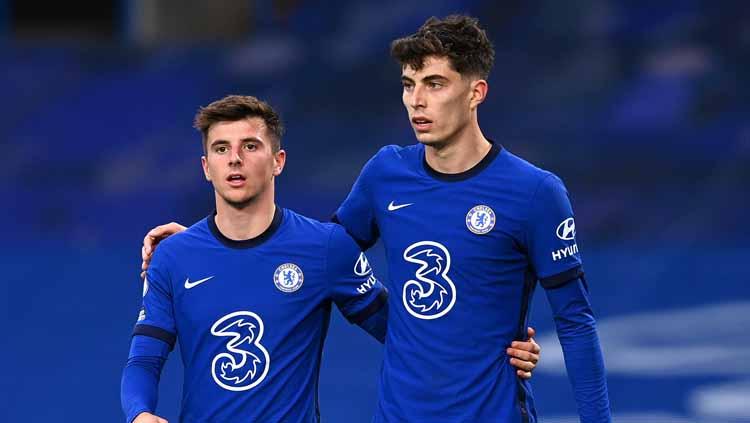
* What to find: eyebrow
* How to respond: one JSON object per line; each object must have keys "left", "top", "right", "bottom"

{"left": 422, "top": 74, "right": 449, "bottom": 83}
{"left": 209, "top": 137, "right": 263, "bottom": 147}
{"left": 401, "top": 74, "right": 450, "bottom": 84}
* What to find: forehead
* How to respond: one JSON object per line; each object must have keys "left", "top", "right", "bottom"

{"left": 206, "top": 117, "right": 269, "bottom": 141}
{"left": 401, "top": 55, "right": 459, "bottom": 79}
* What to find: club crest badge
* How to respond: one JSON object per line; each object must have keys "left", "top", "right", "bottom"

{"left": 273, "top": 263, "right": 304, "bottom": 293}
{"left": 466, "top": 205, "right": 496, "bottom": 235}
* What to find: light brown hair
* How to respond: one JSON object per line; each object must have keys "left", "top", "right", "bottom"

{"left": 194, "top": 95, "right": 284, "bottom": 152}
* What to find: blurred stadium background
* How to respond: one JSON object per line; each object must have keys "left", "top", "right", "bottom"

{"left": 2, "top": 0, "right": 749, "bottom": 421}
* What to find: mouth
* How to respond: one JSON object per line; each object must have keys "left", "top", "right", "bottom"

{"left": 411, "top": 116, "right": 433, "bottom": 132}
{"left": 226, "top": 173, "right": 247, "bottom": 187}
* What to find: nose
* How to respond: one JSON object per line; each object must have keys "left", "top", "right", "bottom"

{"left": 229, "top": 148, "right": 243, "bottom": 166}
{"left": 409, "top": 85, "right": 426, "bottom": 109}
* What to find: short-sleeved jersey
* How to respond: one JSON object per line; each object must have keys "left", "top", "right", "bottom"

{"left": 335, "top": 143, "right": 582, "bottom": 422}
{"left": 133, "top": 207, "right": 386, "bottom": 422}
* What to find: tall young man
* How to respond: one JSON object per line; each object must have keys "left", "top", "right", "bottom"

{"left": 334, "top": 15, "right": 611, "bottom": 422}
{"left": 121, "top": 95, "right": 390, "bottom": 423}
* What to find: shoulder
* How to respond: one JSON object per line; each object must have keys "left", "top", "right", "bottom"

{"left": 361, "top": 144, "right": 420, "bottom": 176}
{"left": 280, "top": 210, "right": 359, "bottom": 261}
{"left": 500, "top": 148, "right": 565, "bottom": 195}
{"left": 501, "top": 149, "right": 555, "bottom": 183}
{"left": 152, "top": 218, "right": 211, "bottom": 260}
{"left": 280, "top": 208, "right": 338, "bottom": 242}
{"left": 285, "top": 210, "right": 354, "bottom": 245}
{"left": 374, "top": 143, "right": 421, "bottom": 164}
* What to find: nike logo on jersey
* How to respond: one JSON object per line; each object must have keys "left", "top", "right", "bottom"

{"left": 388, "top": 201, "right": 414, "bottom": 211}
{"left": 184, "top": 276, "right": 215, "bottom": 289}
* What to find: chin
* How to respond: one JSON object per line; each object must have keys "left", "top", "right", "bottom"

{"left": 220, "top": 192, "right": 256, "bottom": 208}
{"left": 415, "top": 132, "right": 444, "bottom": 146}
{"left": 414, "top": 131, "right": 432, "bottom": 142}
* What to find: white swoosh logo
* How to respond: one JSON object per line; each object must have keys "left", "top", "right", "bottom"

{"left": 388, "top": 201, "right": 414, "bottom": 211}
{"left": 184, "top": 276, "right": 215, "bottom": 289}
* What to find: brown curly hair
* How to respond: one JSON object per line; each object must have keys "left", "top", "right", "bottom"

{"left": 390, "top": 15, "right": 495, "bottom": 80}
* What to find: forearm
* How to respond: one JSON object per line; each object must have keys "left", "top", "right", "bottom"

{"left": 121, "top": 336, "right": 169, "bottom": 423}
{"left": 357, "top": 301, "right": 388, "bottom": 343}
{"left": 546, "top": 278, "right": 611, "bottom": 422}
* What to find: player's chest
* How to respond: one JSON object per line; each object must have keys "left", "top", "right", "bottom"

{"left": 171, "top": 250, "right": 326, "bottom": 327}
{"left": 373, "top": 181, "right": 526, "bottom": 255}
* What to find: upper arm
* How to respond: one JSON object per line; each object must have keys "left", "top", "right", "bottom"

{"left": 333, "top": 154, "right": 380, "bottom": 250}
{"left": 133, "top": 250, "right": 177, "bottom": 349}
{"left": 326, "top": 225, "right": 388, "bottom": 325}
{"left": 526, "top": 174, "right": 584, "bottom": 289}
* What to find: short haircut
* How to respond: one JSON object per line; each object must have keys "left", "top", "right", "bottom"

{"left": 194, "top": 95, "right": 284, "bottom": 152}
{"left": 390, "top": 15, "right": 495, "bottom": 80}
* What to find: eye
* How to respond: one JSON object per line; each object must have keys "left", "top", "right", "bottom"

{"left": 402, "top": 83, "right": 414, "bottom": 92}
{"left": 214, "top": 145, "right": 228, "bottom": 154}
{"left": 243, "top": 143, "right": 257, "bottom": 151}
{"left": 428, "top": 81, "right": 443, "bottom": 89}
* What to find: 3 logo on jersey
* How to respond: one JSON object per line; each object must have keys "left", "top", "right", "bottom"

{"left": 402, "top": 241, "right": 457, "bottom": 319}
{"left": 399, "top": 205, "right": 491, "bottom": 318}
{"left": 211, "top": 311, "right": 270, "bottom": 391}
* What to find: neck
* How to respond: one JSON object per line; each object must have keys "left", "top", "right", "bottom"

{"left": 424, "top": 121, "right": 491, "bottom": 174}
{"left": 214, "top": 188, "right": 276, "bottom": 241}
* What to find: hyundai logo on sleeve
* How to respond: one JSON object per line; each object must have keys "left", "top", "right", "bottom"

{"left": 556, "top": 218, "right": 576, "bottom": 240}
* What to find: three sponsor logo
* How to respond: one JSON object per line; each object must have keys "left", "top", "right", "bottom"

{"left": 402, "top": 241, "right": 456, "bottom": 320}
{"left": 210, "top": 311, "right": 270, "bottom": 391}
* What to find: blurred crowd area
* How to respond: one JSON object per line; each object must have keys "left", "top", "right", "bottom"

{"left": 3, "top": 2, "right": 749, "bottom": 422}
{"left": 2, "top": 0, "right": 748, "bottom": 247}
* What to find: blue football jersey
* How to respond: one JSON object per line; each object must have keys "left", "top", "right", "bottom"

{"left": 133, "top": 207, "right": 386, "bottom": 422}
{"left": 335, "top": 143, "right": 583, "bottom": 422}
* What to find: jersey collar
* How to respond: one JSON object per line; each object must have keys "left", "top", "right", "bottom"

{"left": 422, "top": 140, "right": 502, "bottom": 182}
{"left": 207, "top": 205, "right": 283, "bottom": 249}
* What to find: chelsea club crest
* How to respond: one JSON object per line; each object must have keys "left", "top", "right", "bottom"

{"left": 273, "top": 263, "right": 304, "bottom": 293}
{"left": 466, "top": 205, "right": 496, "bottom": 235}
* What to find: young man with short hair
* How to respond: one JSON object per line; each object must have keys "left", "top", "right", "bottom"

{"left": 336, "top": 15, "right": 611, "bottom": 422}
{"left": 121, "top": 95, "right": 390, "bottom": 422}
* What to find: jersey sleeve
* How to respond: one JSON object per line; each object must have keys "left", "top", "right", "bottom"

{"left": 132, "top": 250, "right": 177, "bottom": 349}
{"left": 526, "top": 174, "right": 584, "bottom": 289}
{"left": 326, "top": 224, "right": 388, "bottom": 324}
{"left": 333, "top": 154, "right": 380, "bottom": 250}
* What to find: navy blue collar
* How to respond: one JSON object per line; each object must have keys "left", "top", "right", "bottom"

{"left": 208, "top": 205, "right": 283, "bottom": 249}
{"left": 422, "top": 141, "right": 502, "bottom": 182}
